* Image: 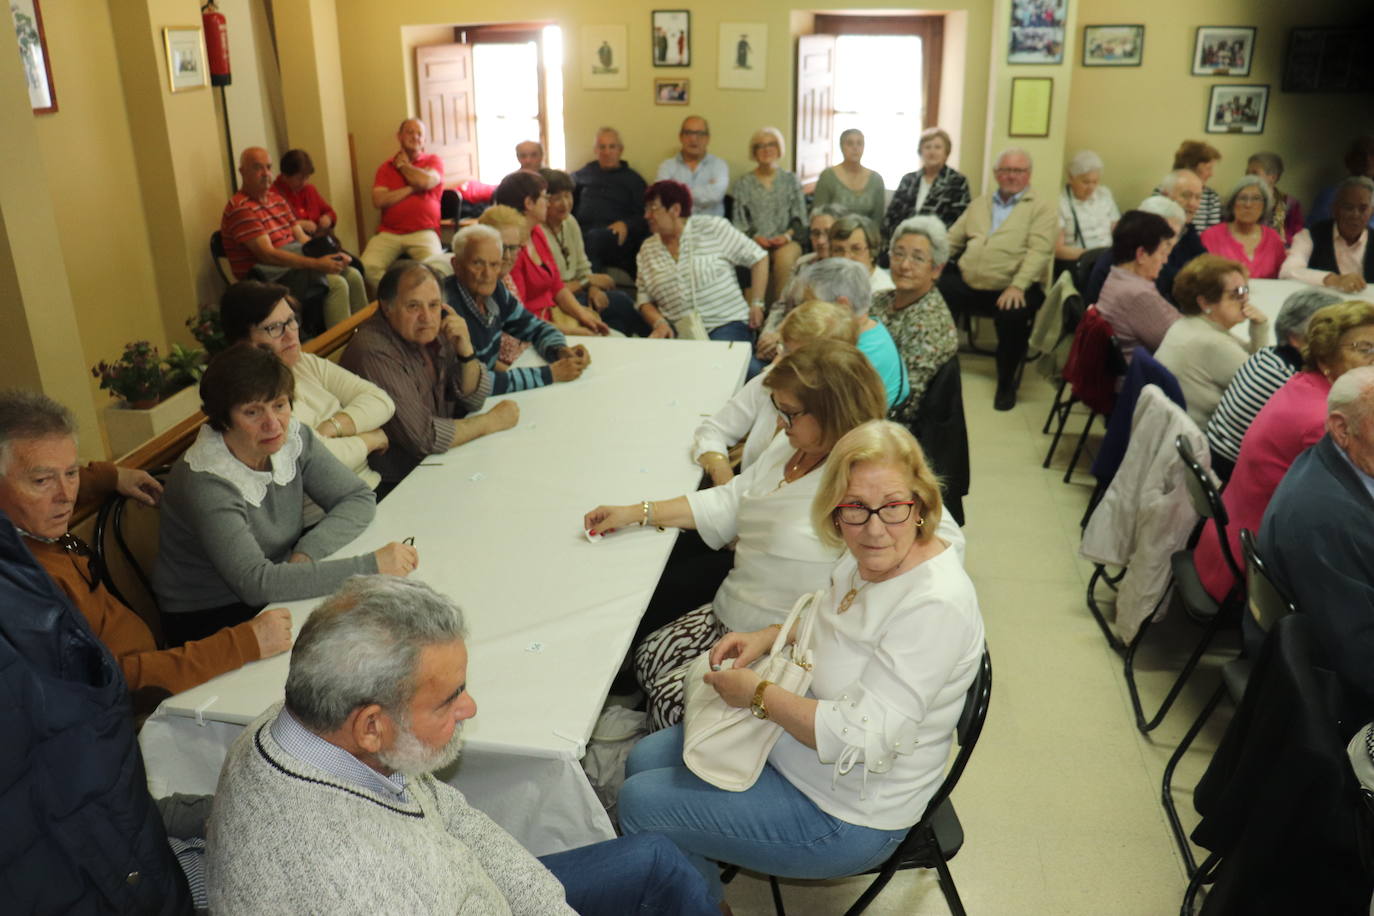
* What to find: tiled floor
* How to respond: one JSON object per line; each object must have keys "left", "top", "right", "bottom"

{"left": 723, "top": 352, "right": 1236, "bottom": 915}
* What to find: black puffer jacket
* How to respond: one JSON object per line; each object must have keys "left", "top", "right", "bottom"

{"left": 0, "top": 515, "right": 191, "bottom": 914}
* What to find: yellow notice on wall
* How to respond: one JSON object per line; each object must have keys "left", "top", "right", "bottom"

{"left": 1008, "top": 77, "right": 1054, "bottom": 138}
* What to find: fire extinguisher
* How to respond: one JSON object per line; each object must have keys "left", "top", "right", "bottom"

{"left": 202, "top": 2, "right": 231, "bottom": 86}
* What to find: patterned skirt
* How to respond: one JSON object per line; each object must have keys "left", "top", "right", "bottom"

{"left": 634, "top": 603, "right": 728, "bottom": 732}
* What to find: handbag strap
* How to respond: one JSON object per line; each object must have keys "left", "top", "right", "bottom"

{"left": 769, "top": 589, "right": 823, "bottom": 662}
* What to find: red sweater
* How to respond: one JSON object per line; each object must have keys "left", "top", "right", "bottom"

{"left": 509, "top": 225, "right": 564, "bottom": 321}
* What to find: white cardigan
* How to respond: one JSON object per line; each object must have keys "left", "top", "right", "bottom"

{"left": 689, "top": 366, "right": 780, "bottom": 472}
{"left": 292, "top": 352, "right": 395, "bottom": 489}
{"left": 769, "top": 546, "right": 984, "bottom": 830}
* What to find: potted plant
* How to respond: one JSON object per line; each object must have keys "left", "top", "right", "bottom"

{"left": 93, "top": 336, "right": 207, "bottom": 458}
{"left": 186, "top": 305, "right": 229, "bottom": 357}
{"left": 92, "top": 341, "right": 165, "bottom": 408}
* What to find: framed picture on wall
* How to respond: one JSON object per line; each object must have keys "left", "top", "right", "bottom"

{"left": 11, "top": 0, "right": 57, "bottom": 113}
{"left": 654, "top": 78, "right": 689, "bottom": 105}
{"left": 1204, "top": 84, "right": 1268, "bottom": 134}
{"left": 163, "top": 26, "right": 209, "bottom": 92}
{"left": 652, "top": 10, "right": 690, "bottom": 67}
{"left": 718, "top": 22, "right": 767, "bottom": 90}
{"left": 581, "top": 25, "right": 628, "bottom": 90}
{"left": 1008, "top": 0, "right": 1067, "bottom": 65}
{"left": 1192, "top": 26, "right": 1255, "bottom": 77}
{"left": 1008, "top": 77, "right": 1054, "bottom": 137}
{"left": 1082, "top": 25, "right": 1144, "bottom": 67}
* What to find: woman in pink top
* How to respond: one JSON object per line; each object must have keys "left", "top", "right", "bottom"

{"left": 1199, "top": 175, "right": 1287, "bottom": 279}
{"left": 1195, "top": 300, "right": 1374, "bottom": 602}
{"left": 493, "top": 171, "right": 608, "bottom": 335}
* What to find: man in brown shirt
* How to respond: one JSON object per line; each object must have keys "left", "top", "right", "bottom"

{"left": 340, "top": 261, "right": 519, "bottom": 487}
{"left": 0, "top": 390, "right": 292, "bottom": 713}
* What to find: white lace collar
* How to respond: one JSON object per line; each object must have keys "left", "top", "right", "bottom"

{"left": 185, "top": 419, "right": 304, "bottom": 507}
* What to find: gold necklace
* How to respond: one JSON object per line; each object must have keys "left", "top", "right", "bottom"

{"left": 838, "top": 567, "right": 873, "bottom": 614}
{"left": 787, "top": 450, "right": 824, "bottom": 476}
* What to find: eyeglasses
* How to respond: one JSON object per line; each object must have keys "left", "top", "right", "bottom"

{"left": 833, "top": 242, "right": 872, "bottom": 258}
{"left": 1234, "top": 194, "right": 1265, "bottom": 205}
{"left": 995, "top": 167, "right": 1030, "bottom": 175}
{"left": 753, "top": 141, "right": 780, "bottom": 152}
{"left": 501, "top": 243, "right": 522, "bottom": 257}
{"left": 833, "top": 500, "right": 918, "bottom": 526}
{"left": 1343, "top": 341, "right": 1374, "bottom": 359}
{"left": 1223, "top": 284, "right": 1250, "bottom": 301}
{"left": 58, "top": 533, "right": 98, "bottom": 591}
{"left": 890, "top": 250, "right": 932, "bottom": 265}
{"left": 771, "top": 395, "right": 808, "bottom": 429}
{"left": 258, "top": 314, "right": 300, "bottom": 339}
{"left": 681, "top": 129, "right": 709, "bottom": 138}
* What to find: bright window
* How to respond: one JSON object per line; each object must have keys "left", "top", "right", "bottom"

{"left": 472, "top": 41, "right": 541, "bottom": 182}
{"left": 832, "top": 35, "right": 923, "bottom": 189}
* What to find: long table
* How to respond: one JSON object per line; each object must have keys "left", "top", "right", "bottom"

{"left": 1243, "top": 278, "right": 1374, "bottom": 344}
{"left": 138, "top": 337, "right": 749, "bottom": 855}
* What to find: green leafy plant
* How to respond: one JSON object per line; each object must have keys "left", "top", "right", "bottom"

{"left": 162, "top": 343, "right": 207, "bottom": 395}
{"left": 92, "top": 341, "right": 166, "bottom": 406}
{"left": 186, "top": 305, "right": 229, "bottom": 356}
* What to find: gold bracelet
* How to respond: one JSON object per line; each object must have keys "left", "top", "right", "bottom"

{"left": 699, "top": 451, "right": 727, "bottom": 465}
{"left": 751, "top": 679, "right": 775, "bottom": 720}
{"left": 640, "top": 500, "right": 650, "bottom": 527}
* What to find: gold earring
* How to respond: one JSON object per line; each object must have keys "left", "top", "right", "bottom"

{"left": 915, "top": 516, "right": 925, "bottom": 528}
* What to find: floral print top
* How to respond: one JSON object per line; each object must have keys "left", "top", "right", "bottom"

{"left": 871, "top": 286, "right": 959, "bottom": 423}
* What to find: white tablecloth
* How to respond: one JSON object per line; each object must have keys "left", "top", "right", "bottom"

{"left": 139, "top": 337, "right": 750, "bottom": 855}
{"left": 1242, "top": 278, "right": 1374, "bottom": 344}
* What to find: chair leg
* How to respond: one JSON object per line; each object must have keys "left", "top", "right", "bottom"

{"left": 1181, "top": 851, "right": 1222, "bottom": 915}
{"left": 769, "top": 875, "right": 786, "bottom": 916}
{"left": 932, "top": 852, "right": 967, "bottom": 916}
{"left": 1080, "top": 479, "right": 1107, "bottom": 529}
{"left": 1085, "top": 564, "right": 1126, "bottom": 653}
{"left": 1042, "top": 378, "right": 1068, "bottom": 434}
{"left": 1062, "top": 410, "right": 1098, "bottom": 483}
{"left": 1162, "top": 682, "right": 1226, "bottom": 877}
{"left": 963, "top": 312, "right": 995, "bottom": 356}
{"left": 1126, "top": 594, "right": 1233, "bottom": 734}
{"left": 1043, "top": 395, "right": 1079, "bottom": 468}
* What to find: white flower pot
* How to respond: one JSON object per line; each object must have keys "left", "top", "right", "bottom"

{"left": 103, "top": 385, "right": 201, "bottom": 459}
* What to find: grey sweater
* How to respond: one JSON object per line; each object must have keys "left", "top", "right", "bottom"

{"left": 153, "top": 421, "right": 378, "bottom": 614}
{"left": 207, "top": 707, "right": 574, "bottom": 915}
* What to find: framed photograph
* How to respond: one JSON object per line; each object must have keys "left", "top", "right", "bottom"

{"left": 654, "top": 78, "right": 689, "bottom": 105}
{"left": 1283, "top": 28, "right": 1374, "bottom": 93}
{"left": 1205, "top": 84, "right": 1268, "bottom": 134}
{"left": 1192, "top": 27, "right": 1255, "bottom": 77}
{"left": 652, "top": 10, "right": 690, "bottom": 67}
{"left": 11, "top": 0, "right": 57, "bottom": 113}
{"left": 162, "top": 26, "right": 208, "bottom": 92}
{"left": 581, "top": 25, "right": 628, "bottom": 90}
{"left": 1008, "top": 0, "right": 1067, "bottom": 65}
{"left": 1082, "top": 25, "right": 1144, "bottom": 67}
{"left": 1008, "top": 77, "right": 1054, "bottom": 137}
{"left": 718, "top": 22, "right": 767, "bottom": 91}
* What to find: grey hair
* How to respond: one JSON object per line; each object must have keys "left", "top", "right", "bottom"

{"left": 1335, "top": 176, "right": 1374, "bottom": 202}
{"left": 451, "top": 224, "right": 502, "bottom": 262}
{"left": 594, "top": 126, "right": 622, "bottom": 146}
{"left": 1329, "top": 365, "right": 1374, "bottom": 426}
{"left": 1221, "top": 174, "right": 1274, "bottom": 223}
{"left": 285, "top": 576, "right": 469, "bottom": 734}
{"left": 1247, "top": 151, "right": 1283, "bottom": 180}
{"left": 890, "top": 215, "right": 950, "bottom": 266}
{"left": 995, "top": 147, "right": 1033, "bottom": 171}
{"left": 802, "top": 257, "right": 872, "bottom": 316}
{"left": 1275, "top": 288, "right": 1342, "bottom": 346}
{"left": 1158, "top": 169, "right": 1200, "bottom": 195}
{"left": 810, "top": 203, "right": 850, "bottom": 222}
{"left": 1067, "top": 150, "right": 1104, "bottom": 177}
{"left": 1137, "top": 195, "right": 1187, "bottom": 226}
{"left": 0, "top": 389, "right": 77, "bottom": 477}
{"left": 829, "top": 213, "right": 879, "bottom": 257}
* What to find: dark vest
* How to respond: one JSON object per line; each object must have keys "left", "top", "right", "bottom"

{"left": 1307, "top": 219, "right": 1374, "bottom": 280}
{"left": 0, "top": 516, "right": 192, "bottom": 914}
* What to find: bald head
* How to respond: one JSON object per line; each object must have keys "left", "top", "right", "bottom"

{"left": 397, "top": 119, "right": 426, "bottom": 157}
{"left": 515, "top": 141, "right": 544, "bottom": 171}
{"left": 238, "top": 147, "right": 273, "bottom": 199}
{"left": 594, "top": 128, "right": 624, "bottom": 170}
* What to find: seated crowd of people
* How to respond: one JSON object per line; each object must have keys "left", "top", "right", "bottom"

{"left": 6, "top": 118, "right": 1374, "bottom": 914}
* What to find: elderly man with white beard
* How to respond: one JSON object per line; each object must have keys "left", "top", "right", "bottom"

{"left": 206, "top": 575, "right": 716, "bottom": 915}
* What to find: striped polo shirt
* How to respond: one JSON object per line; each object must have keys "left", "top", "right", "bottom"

{"left": 1205, "top": 346, "right": 1301, "bottom": 463}
{"left": 221, "top": 189, "right": 297, "bottom": 279}
{"left": 635, "top": 215, "right": 765, "bottom": 332}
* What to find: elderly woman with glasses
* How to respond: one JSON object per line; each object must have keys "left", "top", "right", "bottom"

{"left": 829, "top": 213, "right": 894, "bottom": 294}
{"left": 220, "top": 281, "right": 394, "bottom": 518}
{"left": 1201, "top": 175, "right": 1287, "bottom": 279}
{"left": 756, "top": 204, "right": 851, "bottom": 361}
{"left": 871, "top": 215, "right": 959, "bottom": 424}
{"left": 586, "top": 341, "right": 964, "bottom": 732}
{"left": 153, "top": 344, "right": 417, "bottom": 646}
{"left": 618, "top": 419, "right": 982, "bottom": 911}
{"left": 1154, "top": 254, "right": 1270, "bottom": 428}
{"left": 730, "top": 127, "right": 808, "bottom": 303}
{"left": 1195, "top": 300, "right": 1374, "bottom": 609}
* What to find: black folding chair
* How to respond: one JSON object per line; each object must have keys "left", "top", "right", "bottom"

{"left": 722, "top": 649, "right": 993, "bottom": 915}
{"left": 93, "top": 469, "right": 169, "bottom": 646}
{"left": 1124, "top": 436, "right": 1243, "bottom": 734}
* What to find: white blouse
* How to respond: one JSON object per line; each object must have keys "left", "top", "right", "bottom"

{"left": 769, "top": 545, "right": 985, "bottom": 830}
{"left": 689, "top": 367, "right": 781, "bottom": 471}
{"left": 1058, "top": 186, "right": 1120, "bottom": 250}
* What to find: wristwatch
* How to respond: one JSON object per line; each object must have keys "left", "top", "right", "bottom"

{"left": 750, "top": 679, "right": 775, "bottom": 720}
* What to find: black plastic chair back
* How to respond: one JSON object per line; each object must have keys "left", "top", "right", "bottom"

{"left": 1239, "top": 528, "right": 1297, "bottom": 634}
{"left": 1176, "top": 435, "right": 1241, "bottom": 583}
{"left": 93, "top": 470, "right": 168, "bottom": 645}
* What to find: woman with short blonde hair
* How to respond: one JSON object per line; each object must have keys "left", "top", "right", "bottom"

{"left": 811, "top": 419, "right": 943, "bottom": 548}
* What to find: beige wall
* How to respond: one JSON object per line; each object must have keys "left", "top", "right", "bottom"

{"left": 1067, "top": 0, "right": 1374, "bottom": 213}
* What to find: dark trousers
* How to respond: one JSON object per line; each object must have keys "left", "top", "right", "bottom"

{"left": 580, "top": 287, "right": 650, "bottom": 337}
{"left": 631, "top": 530, "right": 734, "bottom": 651}
{"left": 707, "top": 319, "right": 765, "bottom": 379}
{"left": 583, "top": 226, "right": 646, "bottom": 277}
{"left": 938, "top": 262, "right": 1044, "bottom": 390}
{"left": 162, "top": 601, "right": 261, "bottom": 646}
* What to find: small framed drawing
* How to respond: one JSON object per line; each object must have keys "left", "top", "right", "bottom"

{"left": 652, "top": 10, "right": 690, "bottom": 67}
{"left": 12, "top": 0, "right": 57, "bottom": 113}
{"left": 1008, "top": 77, "right": 1054, "bottom": 138}
{"left": 1205, "top": 84, "right": 1268, "bottom": 134}
{"left": 654, "top": 78, "right": 689, "bottom": 105}
{"left": 718, "top": 22, "right": 767, "bottom": 90}
{"left": 1082, "top": 25, "right": 1144, "bottom": 67}
{"left": 582, "top": 25, "right": 628, "bottom": 90}
{"left": 1192, "top": 26, "right": 1255, "bottom": 77}
{"left": 1008, "top": 0, "right": 1067, "bottom": 65}
{"left": 163, "top": 26, "right": 209, "bottom": 92}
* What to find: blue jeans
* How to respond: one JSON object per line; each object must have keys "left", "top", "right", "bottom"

{"left": 539, "top": 832, "right": 717, "bottom": 915}
{"left": 618, "top": 726, "right": 907, "bottom": 902}
{"left": 707, "top": 320, "right": 765, "bottom": 379}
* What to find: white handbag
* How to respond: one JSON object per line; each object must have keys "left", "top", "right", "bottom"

{"left": 681, "top": 590, "right": 822, "bottom": 791}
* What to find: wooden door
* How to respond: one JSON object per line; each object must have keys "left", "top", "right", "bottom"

{"left": 794, "top": 34, "right": 836, "bottom": 188}
{"left": 416, "top": 44, "right": 478, "bottom": 182}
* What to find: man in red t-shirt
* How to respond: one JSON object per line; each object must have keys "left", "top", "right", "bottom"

{"left": 221, "top": 147, "right": 365, "bottom": 328}
{"left": 359, "top": 119, "right": 448, "bottom": 290}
